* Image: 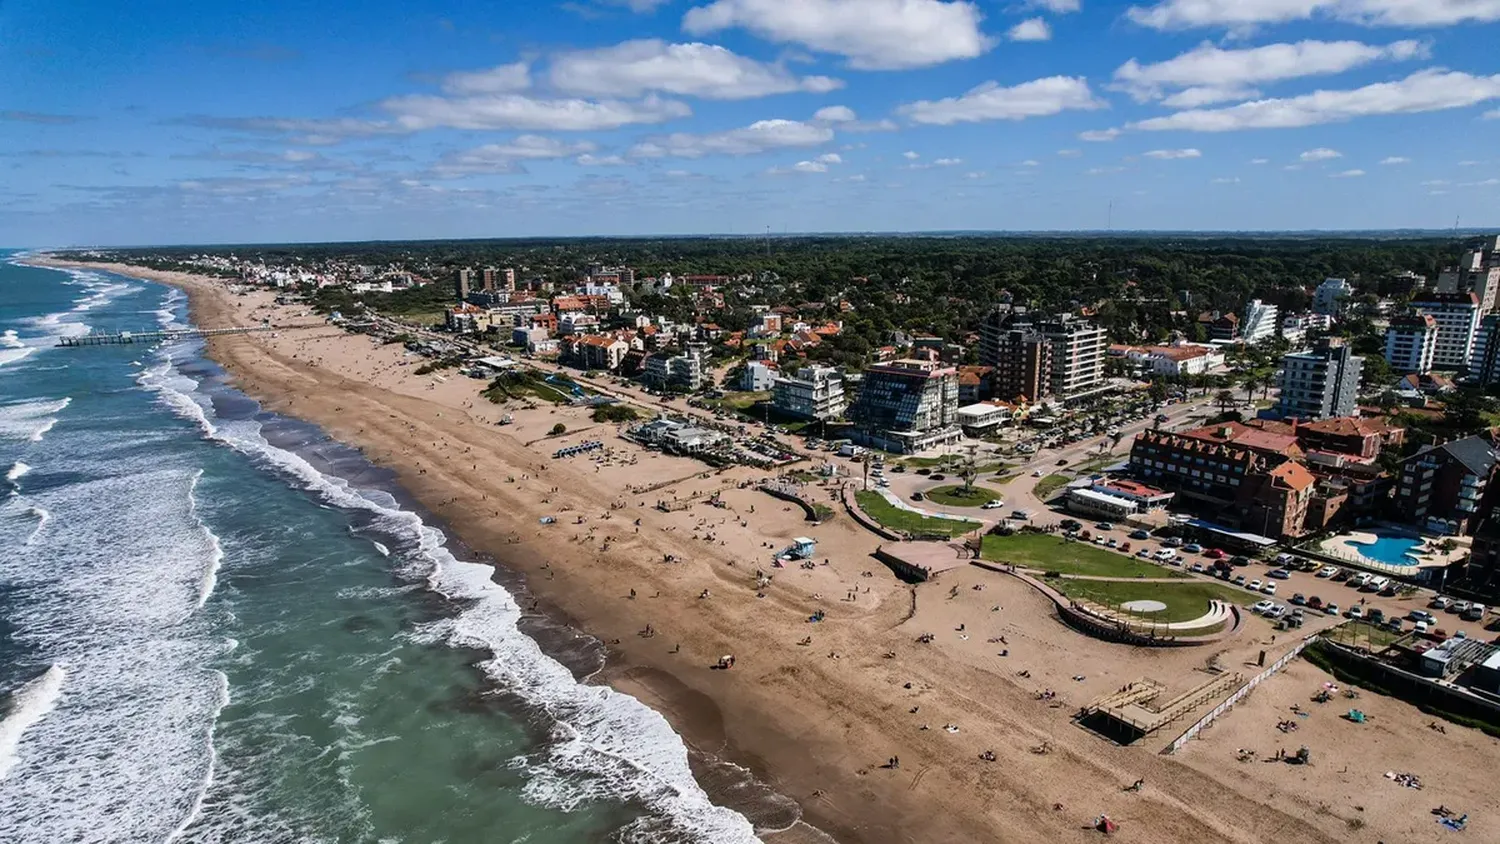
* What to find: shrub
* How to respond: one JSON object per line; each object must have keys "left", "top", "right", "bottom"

{"left": 549, "top": 423, "right": 567, "bottom": 436}
{"left": 591, "top": 404, "right": 640, "bottom": 423}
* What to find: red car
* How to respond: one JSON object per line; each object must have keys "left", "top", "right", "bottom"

{"left": 1205, "top": 548, "right": 1226, "bottom": 560}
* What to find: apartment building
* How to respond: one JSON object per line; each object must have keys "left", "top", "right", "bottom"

{"left": 642, "top": 349, "right": 703, "bottom": 392}
{"left": 455, "top": 268, "right": 473, "bottom": 300}
{"left": 1276, "top": 338, "right": 1363, "bottom": 421}
{"left": 847, "top": 359, "right": 960, "bottom": 453}
{"left": 1395, "top": 435, "right": 1500, "bottom": 535}
{"left": 1313, "top": 277, "right": 1354, "bottom": 317}
{"left": 1384, "top": 312, "right": 1438, "bottom": 374}
{"left": 1472, "top": 315, "right": 1500, "bottom": 387}
{"left": 772, "top": 365, "right": 847, "bottom": 421}
{"left": 977, "top": 306, "right": 1104, "bottom": 402}
{"left": 1280, "top": 312, "right": 1331, "bottom": 348}
{"left": 1411, "top": 292, "right": 1482, "bottom": 370}
{"left": 1242, "top": 299, "right": 1279, "bottom": 345}
{"left": 1436, "top": 248, "right": 1499, "bottom": 315}
{"left": 1041, "top": 314, "right": 1108, "bottom": 401}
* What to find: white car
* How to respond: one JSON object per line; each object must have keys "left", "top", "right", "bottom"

{"left": 982, "top": 500, "right": 1003, "bottom": 510}
{"left": 1317, "top": 566, "right": 1338, "bottom": 578}
{"left": 1252, "top": 600, "right": 1275, "bottom": 614}
{"left": 1249, "top": 579, "right": 1263, "bottom": 592}
{"left": 1260, "top": 582, "right": 1277, "bottom": 595}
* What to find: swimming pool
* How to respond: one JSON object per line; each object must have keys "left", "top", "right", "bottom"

{"left": 1351, "top": 533, "right": 1423, "bottom": 565}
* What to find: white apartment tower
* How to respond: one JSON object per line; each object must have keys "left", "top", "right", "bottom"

{"left": 772, "top": 366, "right": 847, "bottom": 421}
{"left": 1384, "top": 312, "right": 1438, "bottom": 374}
{"left": 1313, "top": 277, "right": 1354, "bottom": 317}
{"left": 1412, "top": 292, "right": 1482, "bottom": 371}
{"left": 1241, "top": 299, "right": 1280, "bottom": 345}
{"left": 1437, "top": 248, "right": 1499, "bottom": 315}
{"left": 1040, "top": 315, "right": 1108, "bottom": 400}
{"left": 1276, "top": 338, "right": 1364, "bottom": 421}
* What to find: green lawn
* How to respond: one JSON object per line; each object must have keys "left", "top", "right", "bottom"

{"left": 854, "top": 491, "right": 980, "bottom": 538}
{"left": 924, "top": 484, "right": 1005, "bottom": 507}
{"left": 1072, "top": 454, "right": 1121, "bottom": 474}
{"left": 981, "top": 534, "right": 1185, "bottom": 579}
{"left": 1032, "top": 474, "right": 1072, "bottom": 499}
{"left": 1046, "top": 578, "right": 1255, "bottom": 623}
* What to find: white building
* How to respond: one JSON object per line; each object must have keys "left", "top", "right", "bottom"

{"left": 1241, "top": 299, "right": 1280, "bottom": 345}
{"left": 956, "top": 402, "right": 1011, "bottom": 434}
{"left": 1436, "top": 249, "right": 1499, "bottom": 315}
{"left": 1276, "top": 338, "right": 1363, "bottom": 421}
{"left": 772, "top": 366, "right": 847, "bottom": 421}
{"left": 644, "top": 349, "right": 704, "bottom": 392}
{"left": 1041, "top": 316, "right": 1108, "bottom": 401}
{"left": 1384, "top": 312, "right": 1438, "bottom": 374}
{"left": 1144, "top": 344, "right": 1224, "bottom": 376}
{"left": 739, "top": 361, "right": 776, "bottom": 392}
{"left": 1281, "top": 312, "right": 1331, "bottom": 348}
{"left": 1313, "top": 277, "right": 1354, "bottom": 317}
{"left": 1412, "top": 292, "right": 1482, "bottom": 371}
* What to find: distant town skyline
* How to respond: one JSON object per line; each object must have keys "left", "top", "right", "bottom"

{"left": 4, "top": 0, "right": 1500, "bottom": 246}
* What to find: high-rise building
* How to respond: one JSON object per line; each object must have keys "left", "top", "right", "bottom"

{"left": 1471, "top": 315, "right": 1500, "bottom": 387}
{"left": 455, "top": 268, "right": 472, "bottom": 301}
{"left": 847, "top": 359, "right": 960, "bottom": 453}
{"left": 643, "top": 348, "right": 703, "bottom": 392}
{"left": 772, "top": 366, "right": 847, "bottom": 421}
{"left": 1437, "top": 248, "right": 1499, "bottom": 315}
{"left": 977, "top": 306, "right": 1052, "bottom": 402}
{"left": 1411, "top": 292, "right": 1482, "bottom": 371}
{"left": 1276, "top": 338, "right": 1363, "bottom": 421}
{"left": 1395, "top": 435, "right": 1499, "bottom": 535}
{"left": 1041, "top": 315, "right": 1108, "bottom": 400}
{"left": 499, "top": 268, "right": 516, "bottom": 291}
{"left": 481, "top": 267, "right": 497, "bottom": 291}
{"left": 1241, "top": 299, "right": 1280, "bottom": 345}
{"left": 1384, "top": 312, "right": 1438, "bottom": 374}
{"left": 1312, "top": 277, "right": 1354, "bottom": 317}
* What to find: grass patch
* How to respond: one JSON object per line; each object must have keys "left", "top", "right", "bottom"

{"left": 981, "top": 534, "right": 1186, "bottom": 579}
{"left": 591, "top": 404, "right": 640, "bottom": 423}
{"left": 1033, "top": 474, "right": 1072, "bottom": 499}
{"left": 1072, "top": 455, "right": 1121, "bottom": 474}
{"left": 1046, "top": 578, "right": 1253, "bottom": 623}
{"left": 924, "top": 484, "right": 1004, "bottom": 507}
{"left": 483, "top": 370, "right": 575, "bottom": 405}
{"left": 854, "top": 491, "right": 980, "bottom": 538}
{"left": 706, "top": 390, "right": 769, "bottom": 411}
{"left": 1324, "top": 621, "right": 1407, "bottom": 650}
{"left": 811, "top": 503, "right": 834, "bottom": 522}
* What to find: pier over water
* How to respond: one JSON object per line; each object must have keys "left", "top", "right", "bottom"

{"left": 58, "top": 325, "right": 280, "bottom": 347}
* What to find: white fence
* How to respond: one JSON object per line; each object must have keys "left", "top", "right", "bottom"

{"left": 1162, "top": 635, "right": 1318, "bottom": 755}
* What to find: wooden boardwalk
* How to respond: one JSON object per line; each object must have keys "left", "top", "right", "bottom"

{"left": 58, "top": 325, "right": 279, "bottom": 347}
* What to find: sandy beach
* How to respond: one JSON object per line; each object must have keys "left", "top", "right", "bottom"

{"left": 38, "top": 258, "right": 1500, "bottom": 844}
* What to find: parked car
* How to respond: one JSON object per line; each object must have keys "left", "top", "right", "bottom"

{"left": 1384, "top": 617, "right": 1405, "bottom": 632}
{"left": 1290, "top": 593, "right": 1306, "bottom": 605}
{"left": 1205, "top": 548, "right": 1226, "bottom": 560}
{"left": 1056, "top": 458, "right": 1069, "bottom": 466}
{"left": 1130, "top": 529, "right": 1151, "bottom": 540}
{"left": 1059, "top": 519, "right": 1082, "bottom": 531}
{"left": 1011, "top": 509, "right": 1031, "bottom": 520}
{"left": 1317, "top": 566, "right": 1338, "bottom": 578}
{"left": 1408, "top": 610, "right": 1436, "bottom": 624}
{"left": 1414, "top": 620, "right": 1430, "bottom": 634}
{"left": 1252, "top": 600, "right": 1275, "bottom": 614}
{"left": 916, "top": 468, "right": 931, "bottom": 476}
{"left": 1367, "top": 608, "right": 1386, "bottom": 625}
{"left": 929, "top": 474, "right": 946, "bottom": 482}
{"left": 1463, "top": 603, "right": 1487, "bottom": 622}
{"left": 1136, "top": 549, "right": 1153, "bottom": 558}
{"left": 1162, "top": 537, "right": 1183, "bottom": 548}
{"left": 1093, "top": 536, "right": 1108, "bottom": 545}
{"left": 1379, "top": 583, "right": 1399, "bottom": 597}
{"left": 1346, "top": 606, "right": 1365, "bottom": 619}
{"left": 1450, "top": 600, "right": 1471, "bottom": 615}
{"left": 911, "top": 492, "right": 925, "bottom": 501}
{"left": 1096, "top": 522, "right": 1115, "bottom": 531}
{"left": 1260, "top": 582, "right": 1277, "bottom": 595}
{"left": 1189, "top": 563, "right": 1206, "bottom": 573}
{"left": 1264, "top": 605, "right": 1287, "bottom": 619}
{"left": 1430, "top": 596, "right": 1453, "bottom": 611}
{"left": 1106, "top": 538, "right": 1118, "bottom": 548}
{"left": 1332, "top": 568, "right": 1352, "bottom": 582}
{"left": 1307, "top": 596, "right": 1324, "bottom": 610}
{"left": 1268, "top": 569, "right": 1292, "bottom": 580}
{"left": 1229, "top": 555, "right": 1250, "bottom": 567}
{"left": 1324, "top": 603, "right": 1340, "bottom": 616}
{"left": 1249, "top": 579, "right": 1263, "bottom": 592}
{"left": 1233, "top": 575, "right": 1247, "bottom": 586}
{"left": 1183, "top": 543, "right": 1203, "bottom": 553}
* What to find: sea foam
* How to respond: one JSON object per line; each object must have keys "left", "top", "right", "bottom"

{"left": 0, "top": 397, "right": 71, "bottom": 442}
{"left": 144, "top": 350, "right": 763, "bottom": 842}
{"left": 0, "top": 666, "right": 67, "bottom": 781}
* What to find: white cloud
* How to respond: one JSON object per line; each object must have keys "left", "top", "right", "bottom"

{"left": 898, "top": 76, "right": 1104, "bottom": 125}
{"left": 1463, "top": 177, "right": 1500, "bottom": 187}
{"left": 1211, "top": 176, "right": 1241, "bottom": 183}
{"left": 548, "top": 40, "right": 841, "bottom": 100}
{"left": 1128, "top": 70, "right": 1500, "bottom": 132}
{"left": 1126, "top": 0, "right": 1500, "bottom": 30}
{"left": 1143, "top": 148, "right": 1202, "bottom": 159}
{"left": 1029, "top": 0, "right": 1081, "bottom": 11}
{"left": 603, "top": 0, "right": 675, "bottom": 11}
{"left": 965, "top": 170, "right": 987, "bottom": 179}
{"left": 384, "top": 92, "right": 690, "bottom": 131}
{"left": 1085, "top": 165, "right": 1126, "bottom": 175}
{"left": 431, "top": 136, "right": 597, "bottom": 176}
{"left": 630, "top": 118, "right": 834, "bottom": 157}
{"left": 1331, "top": 168, "right": 1365, "bottom": 177}
{"left": 682, "top": 0, "right": 992, "bottom": 70}
{"left": 1080, "top": 128, "right": 1121, "bottom": 141}
{"left": 814, "top": 105, "right": 857, "bottom": 123}
{"left": 1113, "top": 40, "right": 1427, "bottom": 105}
{"left": 1485, "top": 108, "right": 1500, "bottom": 119}
{"left": 791, "top": 160, "right": 830, "bottom": 173}
{"left": 1421, "top": 179, "right": 1449, "bottom": 186}
{"left": 1009, "top": 18, "right": 1052, "bottom": 41}
{"left": 817, "top": 152, "right": 843, "bottom": 164}
{"left": 934, "top": 157, "right": 962, "bottom": 165}
{"left": 1020, "top": 159, "right": 1041, "bottom": 166}
{"left": 1250, "top": 157, "right": 1269, "bottom": 164}
{"left": 577, "top": 153, "right": 629, "bottom": 166}
{"left": 1056, "top": 149, "right": 1082, "bottom": 157}
{"left": 843, "top": 173, "right": 869, "bottom": 182}
{"left": 442, "top": 62, "right": 532, "bottom": 95}
{"left": 903, "top": 150, "right": 921, "bottom": 159}
{"left": 811, "top": 105, "right": 897, "bottom": 132}
{"left": 1380, "top": 155, "right": 1410, "bottom": 164}
{"left": 1300, "top": 147, "right": 1342, "bottom": 160}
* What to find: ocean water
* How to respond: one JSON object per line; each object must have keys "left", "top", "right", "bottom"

{"left": 0, "top": 254, "right": 771, "bottom": 843}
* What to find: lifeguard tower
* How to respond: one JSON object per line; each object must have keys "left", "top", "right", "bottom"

{"left": 777, "top": 537, "right": 817, "bottom": 562}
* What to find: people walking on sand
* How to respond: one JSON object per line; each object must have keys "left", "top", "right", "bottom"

{"left": 629, "top": 589, "right": 636, "bottom": 599}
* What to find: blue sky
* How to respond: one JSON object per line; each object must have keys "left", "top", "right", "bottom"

{"left": 3, "top": 0, "right": 1499, "bottom": 245}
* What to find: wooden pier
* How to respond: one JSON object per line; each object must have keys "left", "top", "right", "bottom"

{"left": 57, "top": 325, "right": 278, "bottom": 347}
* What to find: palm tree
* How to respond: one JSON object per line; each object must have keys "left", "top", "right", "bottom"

{"left": 1215, "top": 389, "right": 1237, "bottom": 415}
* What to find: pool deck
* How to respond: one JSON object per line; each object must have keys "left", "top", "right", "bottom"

{"left": 1318, "top": 529, "right": 1469, "bottom": 576}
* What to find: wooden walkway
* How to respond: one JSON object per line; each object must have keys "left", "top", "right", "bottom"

{"left": 58, "top": 325, "right": 279, "bottom": 347}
